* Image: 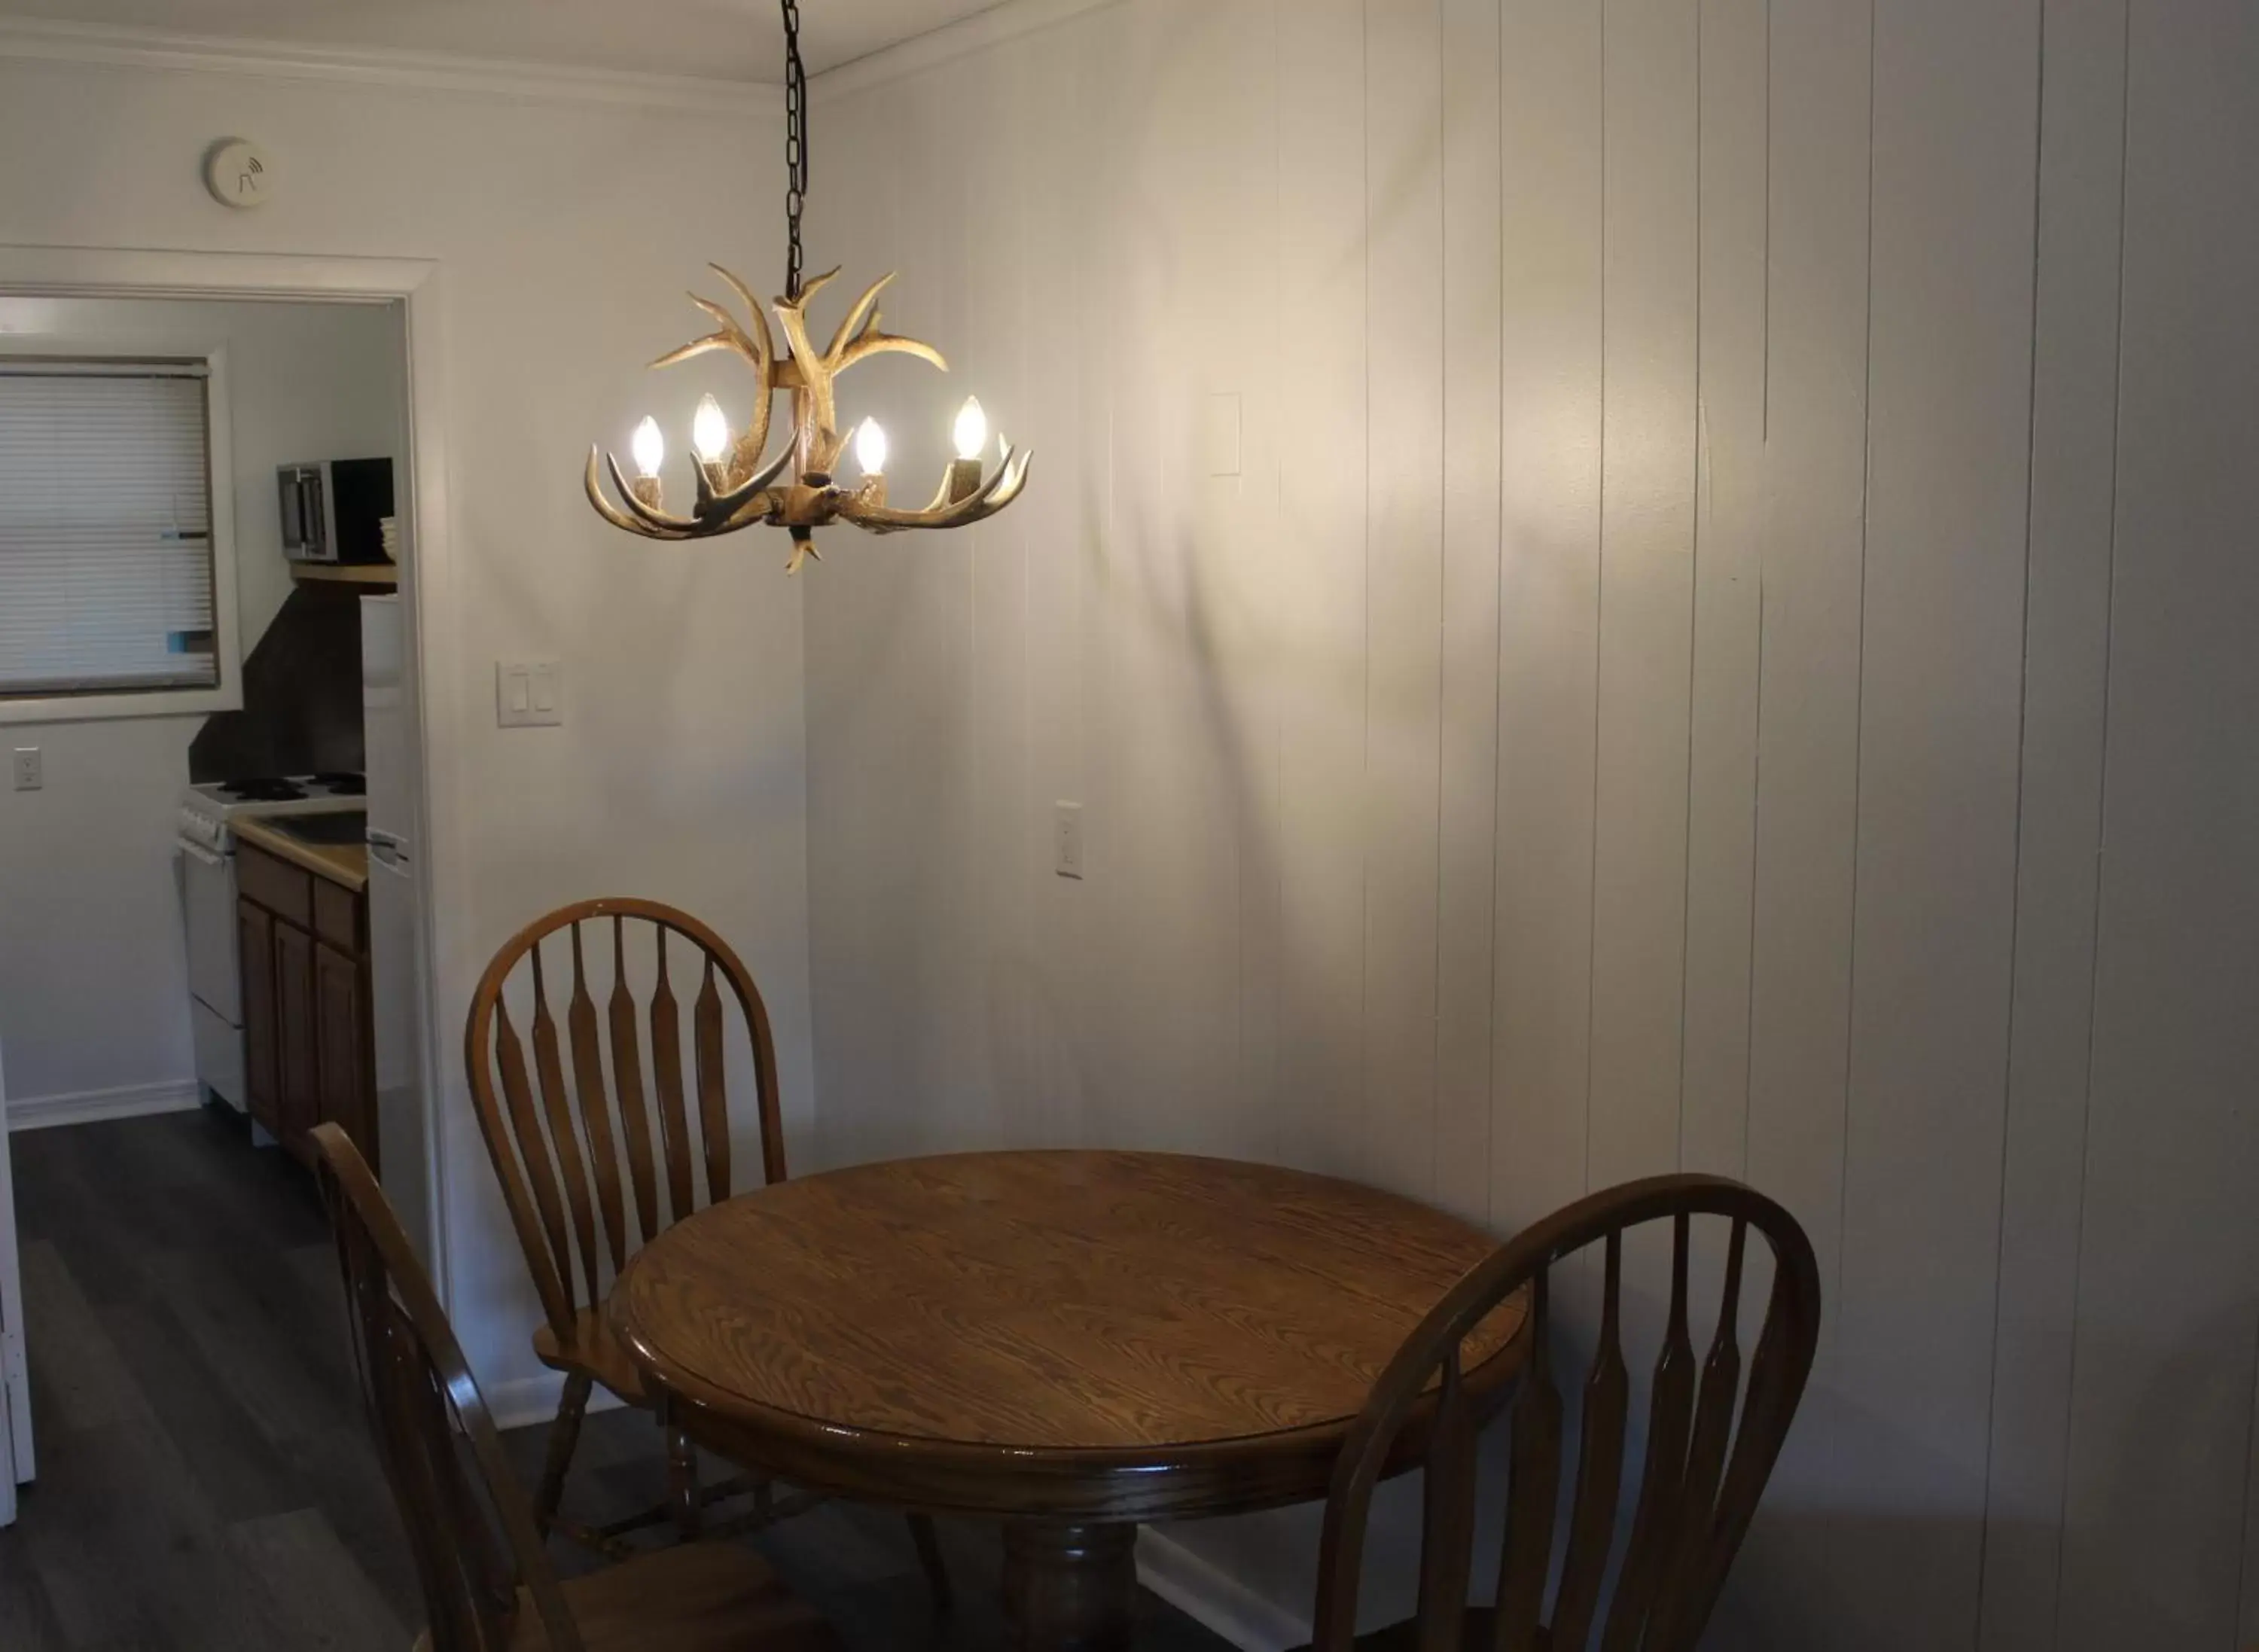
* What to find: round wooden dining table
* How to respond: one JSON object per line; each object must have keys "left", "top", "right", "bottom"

{"left": 609, "top": 1149, "right": 1527, "bottom": 1652}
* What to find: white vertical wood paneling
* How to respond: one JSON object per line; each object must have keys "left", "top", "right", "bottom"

{"left": 803, "top": 2, "right": 2259, "bottom": 1643}
{"left": 2057, "top": 0, "right": 2259, "bottom": 1645}
{"left": 1175, "top": 0, "right": 1279, "bottom": 1163}
{"left": 1489, "top": 0, "right": 1602, "bottom": 1233}
{"left": 1832, "top": 0, "right": 2041, "bottom": 1642}
{"left": 1020, "top": 14, "right": 1099, "bottom": 1148}
{"left": 1734, "top": 0, "right": 1872, "bottom": 1639}
{"left": 1214, "top": 0, "right": 1286, "bottom": 1167}
{"left": 1586, "top": 0, "right": 1699, "bottom": 1201}
{"left": 1099, "top": 0, "right": 1248, "bottom": 1156}
{"left": 1431, "top": 0, "right": 1503, "bottom": 1227}
{"left": 895, "top": 65, "right": 982, "bottom": 1154}
{"left": 962, "top": 34, "right": 1035, "bottom": 1151}
{"left": 1068, "top": 0, "right": 1130, "bottom": 1152}
{"left": 1679, "top": 17, "right": 1776, "bottom": 1638}
{"left": 1678, "top": 0, "right": 1767, "bottom": 1187}
{"left": 804, "top": 81, "right": 908, "bottom": 1171}
{"left": 1273, "top": 0, "right": 1368, "bottom": 1177}
{"left": 1978, "top": 3, "right": 2128, "bottom": 1645}
{"left": 1361, "top": 0, "right": 1446, "bottom": 1200}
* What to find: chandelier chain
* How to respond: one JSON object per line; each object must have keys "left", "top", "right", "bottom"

{"left": 781, "top": 0, "right": 809, "bottom": 300}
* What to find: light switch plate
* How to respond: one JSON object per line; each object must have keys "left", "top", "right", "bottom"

{"left": 11, "top": 748, "right": 40, "bottom": 791}
{"left": 497, "top": 661, "right": 563, "bottom": 727}
{"left": 1053, "top": 801, "right": 1084, "bottom": 879}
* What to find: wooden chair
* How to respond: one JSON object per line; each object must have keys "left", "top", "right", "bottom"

{"left": 1309, "top": 1175, "right": 1822, "bottom": 1652}
{"left": 309, "top": 1123, "right": 841, "bottom": 1652}
{"left": 463, "top": 898, "right": 950, "bottom": 1601}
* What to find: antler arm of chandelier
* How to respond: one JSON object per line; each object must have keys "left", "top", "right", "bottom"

{"left": 836, "top": 440, "right": 1033, "bottom": 533}
{"left": 585, "top": 263, "right": 1031, "bottom": 565}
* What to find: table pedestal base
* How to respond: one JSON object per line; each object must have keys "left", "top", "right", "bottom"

{"left": 1001, "top": 1520, "right": 1138, "bottom": 1652}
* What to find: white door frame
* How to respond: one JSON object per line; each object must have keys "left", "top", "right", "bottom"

{"left": 0, "top": 1041, "right": 30, "bottom": 1521}
{"left": 0, "top": 244, "right": 464, "bottom": 1301}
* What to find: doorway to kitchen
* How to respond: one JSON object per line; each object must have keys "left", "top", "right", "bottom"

{"left": 0, "top": 251, "right": 455, "bottom": 1546}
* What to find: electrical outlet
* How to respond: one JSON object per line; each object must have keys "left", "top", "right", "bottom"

{"left": 11, "top": 748, "right": 40, "bottom": 791}
{"left": 1053, "top": 801, "right": 1084, "bottom": 879}
{"left": 496, "top": 661, "right": 564, "bottom": 727}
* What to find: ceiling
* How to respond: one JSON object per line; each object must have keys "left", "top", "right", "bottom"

{"left": 0, "top": 0, "right": 1010, "bottom": 81}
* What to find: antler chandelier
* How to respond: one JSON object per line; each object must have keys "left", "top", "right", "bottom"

{"left": 585, "top": 0, "right": 1029, "bottom": 574}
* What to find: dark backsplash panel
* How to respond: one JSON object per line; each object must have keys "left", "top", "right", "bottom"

{"left": 188, "top": 586, "right": 367, "bottom": 782}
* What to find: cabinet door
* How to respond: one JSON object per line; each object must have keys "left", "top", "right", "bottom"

{"left": 238, "top": 901, "right": 279, "bottom": 1135}
{"left": 313, "top": 940, "right": 376, "bottom": 1175}
{"left": 273, "top": 920, "right": 319, "bottom": 1157}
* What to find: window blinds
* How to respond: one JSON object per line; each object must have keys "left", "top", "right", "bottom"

{"left": 0, "top": 363, "right": 218, "bottom": 697}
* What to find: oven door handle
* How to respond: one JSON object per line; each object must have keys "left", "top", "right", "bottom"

{"left": 178, "top": 839, "right": 225, "bottom": 868}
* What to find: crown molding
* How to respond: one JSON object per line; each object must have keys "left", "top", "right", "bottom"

{"left": 0, "top": 17, "right": 781, "bottom": 114}
{"left": 812, "top": 0, "right": 1121, "bottom": 101}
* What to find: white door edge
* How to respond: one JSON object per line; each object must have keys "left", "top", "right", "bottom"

{"left": 0, "top": 1041, "right": 33, "bottom": 1517}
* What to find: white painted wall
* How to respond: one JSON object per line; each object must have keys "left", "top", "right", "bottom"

{"left": 0, "top": 294, "right": 404, "bottom": 1108}
{"left": 0, "top": 44, "right": 814, "bottom": 1392}
{"left": 803, "top": 2, "right": 2259, "bottom": 1647}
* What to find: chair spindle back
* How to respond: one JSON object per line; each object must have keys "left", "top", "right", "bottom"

{"left": 464, "top": 899, "right": 785, "bottom": 1343}
{"left": 311, "top": 1123, "right": 584, "bottom": 1652}
{"left": 1312, "top": 1175, "right": 1822, "bottom": 1652}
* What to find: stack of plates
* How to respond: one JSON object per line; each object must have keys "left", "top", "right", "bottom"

{"left": 378, "top": 515, "right": 401, "bottom": 563}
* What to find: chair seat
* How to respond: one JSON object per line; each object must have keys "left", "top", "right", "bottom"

{"left": 534, "top": 1301, "right": 651, "bottom": 1407}
{"left": 416, "top": 1543, "right": 839, "bottom": 1652}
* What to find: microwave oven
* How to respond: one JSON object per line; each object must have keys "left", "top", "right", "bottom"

{"left": 279, "top": 458, "right": 395, "bottom": 565}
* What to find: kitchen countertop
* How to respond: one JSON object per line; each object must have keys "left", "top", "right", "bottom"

{"left": 232, "top": 815, "right": 369, "bottom": 894}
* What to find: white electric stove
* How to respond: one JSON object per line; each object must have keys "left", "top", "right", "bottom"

{"left": 177, "top": 775, "right": 367, "bottom": 1115}
{"left": 176, "top": 773, "right": 368, "bottom": 853}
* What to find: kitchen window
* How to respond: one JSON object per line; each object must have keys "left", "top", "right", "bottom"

{"left": 0, "top": 352, "right": 241, "bottom": 724}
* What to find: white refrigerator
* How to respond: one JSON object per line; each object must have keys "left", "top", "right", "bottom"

{"left": 361, "top": 596, "right": 433, "bottom": 1268}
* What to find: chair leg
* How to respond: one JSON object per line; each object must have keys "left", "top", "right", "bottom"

{"left": 533, "top": 1371, "right": 593, "bottom": 1539}
{"left": 907, "top": 1513, "right": 953, "bottom": 1612}
{"left": 665, "top": 1410, "right": 703, "bottom": 1541}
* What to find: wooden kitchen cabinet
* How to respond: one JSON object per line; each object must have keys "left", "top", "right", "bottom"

{"left": 273, "top": 919, "right": 318, "bottom": 1149}
{"left": 236, "top": 840, "right": 378, "bottom": 1173}
{"left": 313, "top": 940, "right": 373, "bottom": 1160}
{"left": 239, "top": 902, "right": 279, "bottom": 1135}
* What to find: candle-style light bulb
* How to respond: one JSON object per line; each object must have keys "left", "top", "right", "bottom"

{"left": 631, "top": 416, "right": 665, "bottom": 480}
{"left": 952, "top": 396, "right": 989, "bottom": 463}
{"left": 692, "top": 395, "right": 731, "bottom": 465}
{"left": 855, "top": 417, "right": 890, "bottom": 478}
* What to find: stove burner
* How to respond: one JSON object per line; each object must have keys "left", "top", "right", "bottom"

{"left": 221, "top": 779, "right": 306, "bottom": 802}
{"left": 307, "top": 773, "right": 367, "bottom": 795}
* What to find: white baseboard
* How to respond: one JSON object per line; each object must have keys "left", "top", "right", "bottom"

{"left": 4, "top": 1077, "right": 203, "bottom": 1132}
{"left": 486, "top": 1369, "right": 631, "bottom": 1434}
{"left": 1136, "top": 1528, "right": 1311, "bottom": 1652}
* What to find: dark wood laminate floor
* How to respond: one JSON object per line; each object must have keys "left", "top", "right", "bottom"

{"left": 0, "top": 1108, "right": 1238, "bottom": 1652}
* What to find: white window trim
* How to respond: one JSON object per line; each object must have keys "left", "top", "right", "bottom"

{"left": 0, "top": 340, "right": 242, "bottom": 725}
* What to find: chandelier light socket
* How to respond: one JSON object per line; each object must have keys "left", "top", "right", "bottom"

{"left": 944, "top": 457, "right": 984, "bottom": 506}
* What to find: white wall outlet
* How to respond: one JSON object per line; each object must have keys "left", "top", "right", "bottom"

{"left": 496, "top": 661, "right": 564, "bottom": 728}
{"left": 10, "top": 748, "right": 39, "bottom": 791}
{"left": 1053, "top": 801, "right": 1084, "bottom": 880}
